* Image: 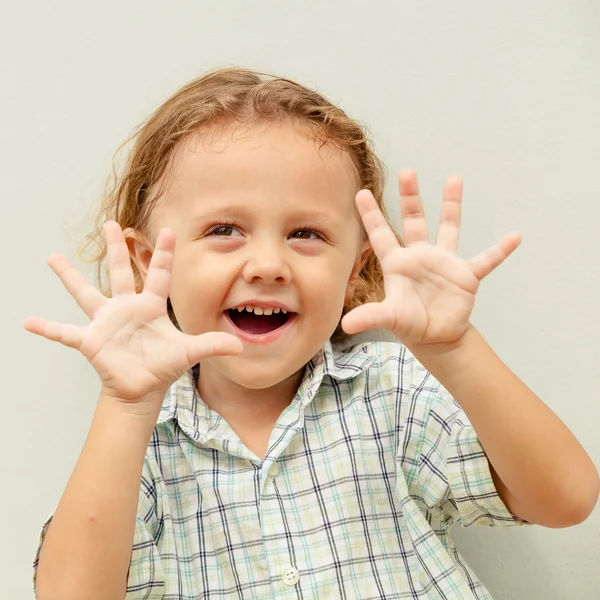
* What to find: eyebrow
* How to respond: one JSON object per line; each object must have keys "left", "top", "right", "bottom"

{"left": 187, "top": 205, "right": 346, "bottom": 226}
{"left": 187, "top": 205, "right": 249, "bottom": 223}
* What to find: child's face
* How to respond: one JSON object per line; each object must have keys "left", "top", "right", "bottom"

{"left": 142, "top": 122, "right": 366, "bottom": 391}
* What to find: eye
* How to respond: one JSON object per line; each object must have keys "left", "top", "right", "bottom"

{"left": 290, "top": 229, "right": 322, "bottom": 240}
{"left": 208, "top": 225, "right": 242, "bottom": 237}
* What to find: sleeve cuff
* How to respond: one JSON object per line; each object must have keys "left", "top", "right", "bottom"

{"left": 447, "top": 422, "right": 532, "bottom": 527}
{"left": 125, "top": 515, "right": 166, "bottom": 599}
{"left": 32, "top": 513, "right": 166, "bottom": 599}
{"left": 32, "top": 512, "right": 54, "bottom": 598}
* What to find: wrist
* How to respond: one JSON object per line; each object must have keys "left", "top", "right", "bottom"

{"left": 409, "top": 325, "right": 488, "bottom": 392}
{"left": 98, "top": 388, "right": 165, "bottom": 423}
{"left": 410, "top": 324, "right": 481, "bottom": 383}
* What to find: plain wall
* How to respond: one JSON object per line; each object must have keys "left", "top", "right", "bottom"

{"left": 3, "top": 1, "right": 599, "bottom": 597}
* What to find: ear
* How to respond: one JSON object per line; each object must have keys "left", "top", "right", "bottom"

{"left": 344, "top": 241, "right": 372, "bottom": 304}
{"left": 123, "top": 227, "right": 154, "bottom": 284}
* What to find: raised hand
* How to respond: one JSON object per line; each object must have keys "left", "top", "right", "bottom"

{"left": 341, "top": 170, "right": 522, "bottom": 352}
{"left": 24, "top": 222, "right": 243, "bottom": 405}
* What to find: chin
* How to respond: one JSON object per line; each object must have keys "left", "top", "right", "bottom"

{"left": 212, "top": 354, "right": 304, "bottom": 390}
{"left": 229, "top": 366, "right": 303, "bottom": 391}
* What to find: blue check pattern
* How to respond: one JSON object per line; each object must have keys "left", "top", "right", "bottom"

{"left": 33, "top": 341, "right": 530, "bottom": 599}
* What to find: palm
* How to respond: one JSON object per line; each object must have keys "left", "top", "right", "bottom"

{"left": 79, "top": 293, "right": 196, "bottom": 401}
{"left": 375, "top": 244, "right": 479, "bottom": 344}
{"left": 24, "top": 223, "right": 242, "bottom": 402}
{"left": 342, "top": 170, "right": 521, "bottom": 350}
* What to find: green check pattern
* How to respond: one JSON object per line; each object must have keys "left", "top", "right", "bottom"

{"left": 33, "top": 341, "right": 530, "bottom": 599}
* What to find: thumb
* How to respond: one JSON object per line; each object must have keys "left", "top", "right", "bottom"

{"left": 341, "top": 302, "right": 393, "bottom": 336}
{"left": 185, "top": 331, "right": 244, "bottom": 365}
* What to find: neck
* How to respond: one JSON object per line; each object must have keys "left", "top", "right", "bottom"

{"left": 196, "top": 364, "right": 304, "bottom": 431}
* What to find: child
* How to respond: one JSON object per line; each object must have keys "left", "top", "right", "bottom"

{"left": 27, "top": 67, "right": 598, "bottom": 600}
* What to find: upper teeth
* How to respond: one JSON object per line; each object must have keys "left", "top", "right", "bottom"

{"left": 235, "top": 306, "right": 286, "bottom": 315}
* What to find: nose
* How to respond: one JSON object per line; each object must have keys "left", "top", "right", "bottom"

{"left": 241, "top": 237, "right": 292, "bottom": 285}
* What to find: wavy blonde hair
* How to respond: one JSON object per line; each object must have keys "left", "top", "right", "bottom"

{"left": 78, "top": 67, "right": 403, "bottom": 341}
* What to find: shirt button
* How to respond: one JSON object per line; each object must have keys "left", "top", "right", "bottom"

{"left": 282, "top": 566, "right": 300, "bottom": 586}
{"left": 269, "top": 462, "right": 279, "bottom": 478}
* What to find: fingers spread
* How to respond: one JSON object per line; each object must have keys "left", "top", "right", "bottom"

{"left": 47, "top": 254, "right": 106, "bottom": 319}
{"left": 144, "top": 228, "right": 176, "bottom": 300}
{"left": 435, "top": 177, "right": 463, "bottom": 252}
{"left": 23, "top": 316, "right": 83, "bottom": 350}
{"left": 398, "top": 170, "right": 430, "bottom": 245}
{"left": 104, "top": 221, "right": 136, "bottom": 297}
{"left": 341, "top": 302, "right": 391, "bottom": 336}
{"left": 186, "top": 332, "right": 244, "bottom": 365}
{"left": 468, "top": 232, "right": 522, "bottom": 280}
{"left": 355, "top": 190, "right": 400, "bottom": 261}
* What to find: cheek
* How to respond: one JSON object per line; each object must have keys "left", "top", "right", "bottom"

{"left": 302, "top": 257, "right": 355, "bottom": 310}
{"left": 168, "top": 254, "right": 230, "bottom": 326}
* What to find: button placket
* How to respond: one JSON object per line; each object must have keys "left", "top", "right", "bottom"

{"left": 282, "top": 566, "right": 300, "bottom": 586}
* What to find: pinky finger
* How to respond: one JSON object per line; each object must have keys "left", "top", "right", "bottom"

{"left": 23, "top": 316, "right": 84, "bottom": 350}
{"left": 468, "top": 232, "right": 522, "bottom": 280}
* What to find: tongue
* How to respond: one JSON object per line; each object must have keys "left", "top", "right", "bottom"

{"left": 230, "top": 311, "right": 288, "bottom": 334}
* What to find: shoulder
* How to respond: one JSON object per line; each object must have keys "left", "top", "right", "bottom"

{"left": 334, "top": 339, "right": 406, "bottom": 367}
{"left": 333, "top": 339, "right": 459, "bottom": 421}
{"left": 326, "top": 340, "right": 422, "bottom": 406}
{"left": 333, "top": 339, "right": 424, "bottom": 385}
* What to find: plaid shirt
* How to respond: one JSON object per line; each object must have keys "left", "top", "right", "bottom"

{"left": 33, "top": 340, "right": 530, "bottom": 599}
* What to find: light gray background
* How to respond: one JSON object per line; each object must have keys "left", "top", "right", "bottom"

{"left": 3, "top": 1, "right": 599, "bottom": 598}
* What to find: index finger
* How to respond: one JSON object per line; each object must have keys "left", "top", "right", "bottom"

{"left": 355, "top": 189, "right": 400, "bottom": 259}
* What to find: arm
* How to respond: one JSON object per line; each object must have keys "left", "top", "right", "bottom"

{"left": 25, "top": 223, "right": 243, "bottom": 599}
{"left": 341, "top": 170, "right": 599, "bottom": 528}
{"left": 413, "top": 325, "right": 600, "bottom": 528}
{"left": 36, "top": 393, "right": 160, "bottom": 600}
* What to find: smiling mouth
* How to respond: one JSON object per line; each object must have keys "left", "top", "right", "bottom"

{"left": 226, "top": 308, "right": 294, "bottom": 335}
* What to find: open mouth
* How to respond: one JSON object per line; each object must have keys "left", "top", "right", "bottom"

{"left": 226, "top": 307, "right": 294, "bottom": 335}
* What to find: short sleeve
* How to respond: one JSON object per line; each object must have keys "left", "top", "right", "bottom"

{"left": 411, "top": 369, "right": 531, "bottom": 528}
{"left": 32, "top": 467, "right": 166, "bottom": 600}
{"left": 32, "top": 512, "right": 54, "bottom": 598}
{"left": 126, "top": 467, "right": 166, "bottom": 599}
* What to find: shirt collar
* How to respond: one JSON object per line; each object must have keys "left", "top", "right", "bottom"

{"left": 156, "top": 339, "right": 376, "bottom": 442}
{"left": 311, "top": 339, "right": 376, "bottom": 382}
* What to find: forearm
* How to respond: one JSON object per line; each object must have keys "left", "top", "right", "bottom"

{"left": 36, "top": 393, "right": 160, "bottom": 600}
{"left": 413, "top": 326, "right": 600, "bottom": 528}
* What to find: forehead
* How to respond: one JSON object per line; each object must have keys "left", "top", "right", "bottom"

{"left": 153, "top": 121, "right": 360, "bottom": 224}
